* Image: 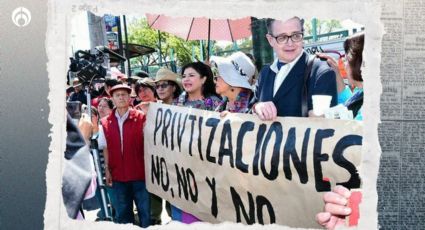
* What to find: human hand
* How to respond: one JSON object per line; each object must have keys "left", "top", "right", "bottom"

{"left": 105, "top": 168, "right": 113, "bottom": 187}
{"left": 135, "top": 102, "right": 150, "bottom": 114}
{"left": 316, "top": 185, "right": 352, "bottom": 229}
{"left": 220, "top": 110, "right": 230, "bottom": 118}
{"left": 308, "top": 110, "right": 325, "bottom": 118}
{"left": 316, "top": 53, "right": 345, "bottom": 93}
{"left": 78, "top": 113, "right": 93, "bottom": 142}
{"left": 316, "top": 53, "right": 339, "bottom": 72}
{"left": 253, "top": 102, "right": 277, "bottom": 121}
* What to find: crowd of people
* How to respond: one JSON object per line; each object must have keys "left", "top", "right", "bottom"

{"left": 64, "top": 16, "right": 365, "bottom": 229}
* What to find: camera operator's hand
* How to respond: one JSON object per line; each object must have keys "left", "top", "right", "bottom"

{"left": 78, "top": 113, "right": 93, "bottom": 143}
{"left": 105, "top": 167, "right": 113, "bottom": 187}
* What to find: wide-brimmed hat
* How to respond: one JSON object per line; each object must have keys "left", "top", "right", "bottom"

{"left": 128, "top": 75, "right": 142, "bottom": 84}
{"left": 137, "top": 77, "right": 156, "bottom": 88}
{"left": 154, "top": 68, "right": 182, "bottom": 89}
{"left": 109, "top": 84, "right": 132, "bottom": 95}
{"left": 72, "top": 77, "right": 82, "bottom": 87}
{"left": 210, "top": 51, "right": 255, "bottom": 90}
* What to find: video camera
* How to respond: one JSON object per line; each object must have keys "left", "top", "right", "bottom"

{"left": 68, "top": 46, "right": 126, "bottom": 84}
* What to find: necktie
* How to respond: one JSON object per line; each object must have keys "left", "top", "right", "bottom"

{"left": 274, "top": 61, "right": 287, "bottom": 96}
{"left": 277, "top": 61, "right": 286, "bottom": 71}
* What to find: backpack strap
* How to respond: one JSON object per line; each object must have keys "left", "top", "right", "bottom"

{"left": 346, "top": 90, "right": 364, "bottom": 117}
{"left": 302, "top": 55, "right": 315, "bottom": 117}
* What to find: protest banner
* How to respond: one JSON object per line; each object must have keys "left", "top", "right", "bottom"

{"left": 144, "top": 103, "right": 363, "bottom": 228}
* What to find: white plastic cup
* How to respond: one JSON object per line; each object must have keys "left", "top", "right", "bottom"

{"left": 312, "top": 95, "right": 332, "bottom": 116}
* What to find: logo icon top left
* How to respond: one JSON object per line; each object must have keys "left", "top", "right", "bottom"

{"left": 12, "top": 7, "right": 31, "bottom": 27}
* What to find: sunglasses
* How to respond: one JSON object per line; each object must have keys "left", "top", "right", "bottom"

{"left": 155, "top": 82, "right": 170, "bottom": 89}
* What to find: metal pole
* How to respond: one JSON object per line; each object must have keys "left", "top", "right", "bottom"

{"left": 170, "top": 48, "right": 176, "bottom": 72}
{"left": 199, "top": 40, "right": 204, "bottom": 61}
{"left": 116, "top": 16, "right": 125, "bottom": 72}
{"left": 158, "top": 30, "right": 162, "bottom": 66}
{"left": 207, "top": 19, "right": 211, "bottom": 61}
{"left": 123, "top": 15, "right": 131, "bottom": 77}
{"left": 85, "top": 85, "right": 112, "bottom": 220}
{"left": 312, "top": 18, "right": 318, "bottom": 42}
{"left": 233, "top": 41, "right": 238, "bottom": 52}
{"left": 191, "top": 45, "right": 195, "bottom": 62}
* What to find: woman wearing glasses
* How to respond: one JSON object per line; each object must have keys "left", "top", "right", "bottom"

{"left": 154, "top": 68, "right": 182, "bottom": 105}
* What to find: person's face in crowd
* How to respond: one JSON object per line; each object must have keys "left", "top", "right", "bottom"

{"left": 98, "top": 100, "right": 112, "bottom": 118}
{"left": 74, "top": 84, "right": 82, "bottom": 93}
{"left": 214, "top": 75, "right": 231, "bottom": 97}
{"left": 138, "top": 85, "right": 156, "bottom": 102}
{"left": 155, "top": 80, "right": 176, "bottom": 102}
{"left": 267, "top": 18, "right": 304, "bottom": 63}
{"left": 111, "top": 89, "right": 130, "bottom": 109}
{"left": 182, "top": 67, "right": 206, "bottom": 96}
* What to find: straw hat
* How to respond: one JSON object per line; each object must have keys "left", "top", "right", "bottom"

{"left": 154, "top": 68, "right": 182, "bottom": 89}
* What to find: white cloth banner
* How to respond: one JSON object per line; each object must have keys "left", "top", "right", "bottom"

{"left": 144, "top": 103, "right": 363, "bottom": 228}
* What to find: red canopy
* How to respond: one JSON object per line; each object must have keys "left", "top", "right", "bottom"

{"left": 146, "top": 14, "right": 252, "bottom": 42}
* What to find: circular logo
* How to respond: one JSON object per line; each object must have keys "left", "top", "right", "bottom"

{"left": 12, "top": 7, "right": 31, "bottom": 27}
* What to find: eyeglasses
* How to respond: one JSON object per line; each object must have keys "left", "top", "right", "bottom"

{"left": 270, "top": 32, "right": 304, "bottom": 44}
{"left": 155, "top": 82, "right": 170, "bottom": 89}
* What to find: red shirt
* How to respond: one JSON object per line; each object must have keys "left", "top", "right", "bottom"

{"left": 101, "top": 108, "right": 146, "bottom": 182}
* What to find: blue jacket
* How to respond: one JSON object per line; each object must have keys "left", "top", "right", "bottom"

{"left": 252, "top": 51, "right": 337, "bottom": 117}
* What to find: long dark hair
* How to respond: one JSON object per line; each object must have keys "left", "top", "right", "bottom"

{"left": 168, "top": 81, "right": 182, "bottom": 99}
{"left": 344, "top": 32, "right": 364, "bottom": 82}
{"left": 181, "top": 62, "right": 217, "bottom": 98}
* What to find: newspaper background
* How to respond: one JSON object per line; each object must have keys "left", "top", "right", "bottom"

{"left": 41, "top": 0, "right": 422, "bottom": 229}
{"left": 377, "top": 0, "right": 425, "bottom": 229}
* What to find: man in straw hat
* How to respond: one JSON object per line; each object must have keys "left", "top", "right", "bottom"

{"left": 68, "top": 77, "right": 87, "bottom": 105}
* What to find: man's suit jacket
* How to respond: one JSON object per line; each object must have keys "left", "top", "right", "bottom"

{"left": 252, "top": 51, "right": 338, "bottom": 117}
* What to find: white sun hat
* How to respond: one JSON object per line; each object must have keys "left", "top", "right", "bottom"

{"left": 210, "top": 51, "right": 255, "bottom": 90}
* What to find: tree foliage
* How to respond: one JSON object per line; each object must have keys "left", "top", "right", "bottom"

{"left": 304, "top": 19, "right": 343, "bottom": 36}
{"left": 127, "top": 18, "right": 201, "bottom": 67}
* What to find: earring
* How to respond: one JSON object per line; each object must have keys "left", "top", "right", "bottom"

{"left": 230, "top": 88, "right": 235, "bottom": 92}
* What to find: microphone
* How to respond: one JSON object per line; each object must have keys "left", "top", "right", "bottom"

{"left": 96, "top": 46, "right": 127, "bottom": 62}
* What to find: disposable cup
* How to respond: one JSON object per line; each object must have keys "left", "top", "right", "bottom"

{"left": 312, "top": 95, "right": 332, "bottom": 116}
